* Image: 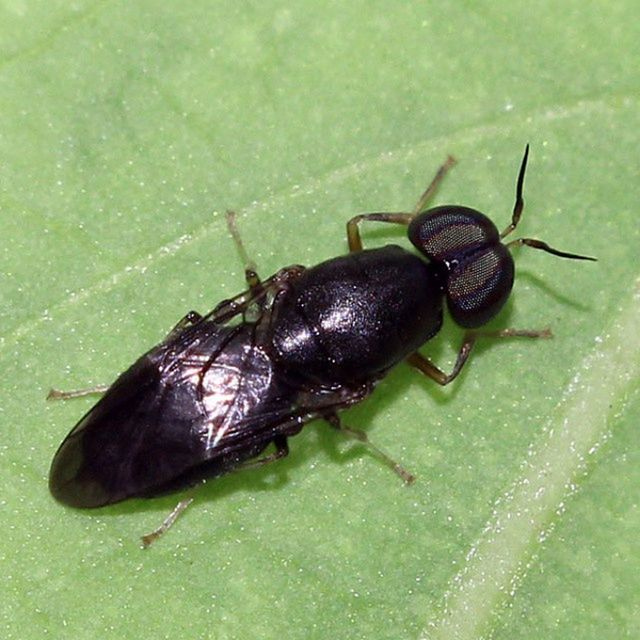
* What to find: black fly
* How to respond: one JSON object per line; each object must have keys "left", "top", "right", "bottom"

{"left": 49, "top": 146, "right": 595, "bottom": 545}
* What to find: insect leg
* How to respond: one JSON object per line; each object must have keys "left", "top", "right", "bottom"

{"left": 49, "top": 311, "right": 205, "bottom": 401}
{"left": 326, "top": 413, "right": 415, "bottom": 484}
{"left": 139, "top": 438, "right": 289, "bottom": 548}
{"left": 48, "top": 311, "right": 207, "bottom": 401}
{"left": 140, "top": 495, "right": 195, "bottom": 548}
{"left": 346, "top": 155, "right": 456, "bottom": 252}
{"left": 225, "top": 210, "right": 261, "bottom": 292}
{"left": 411, "top": 154, "right": 457, "bottom": 215}
{"left": 208, "top": 265, "right": 305, "bottom": 323}
{"left": 235, "top": 435, "right": 290, "bottom": 471}
{"left": 165, "top": 310, "right": 204, "bottom": 338}
{"left": 406, "top": 327, "right": 552, "bottom": 386}
{"left": 47, "top": 384, "right": 111, "bottom": 400}
{"left": 346, "top": 213, "right": 413, "bottom": 252}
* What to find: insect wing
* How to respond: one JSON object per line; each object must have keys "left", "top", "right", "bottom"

{"left": 49, "top": 320, "right": 296, "bottom": 507}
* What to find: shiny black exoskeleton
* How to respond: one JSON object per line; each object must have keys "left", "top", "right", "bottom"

{"left": 49, "top": 146, "right": 595, "bottom": 535}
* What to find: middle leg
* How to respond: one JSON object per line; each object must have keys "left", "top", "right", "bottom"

{"left": 326, "top": 413, "right": 415, "bottom": 484}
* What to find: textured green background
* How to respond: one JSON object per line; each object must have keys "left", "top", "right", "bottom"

{"left": 1, "top": 1, "right": 638, "bottom": 638}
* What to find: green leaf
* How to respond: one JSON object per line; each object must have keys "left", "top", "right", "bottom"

{"left": 1, "top": 2, "right": 638, "bottom": 638}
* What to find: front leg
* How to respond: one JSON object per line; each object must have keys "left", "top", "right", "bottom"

{"left": 346, "top": 155, "right": 456, "bottom": 252}
{"left": 407, "top": 328, "right": 552, "bottom": 386}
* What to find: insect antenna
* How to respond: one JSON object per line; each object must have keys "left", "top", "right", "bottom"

{"left": 500, "top": 144, "right": 596, "bottom": 261}
{"left": 506, "top": 237, "right": 596, "bottom": 261}
{"left": 500, "top": 143, "right": 530, "bottom": 239}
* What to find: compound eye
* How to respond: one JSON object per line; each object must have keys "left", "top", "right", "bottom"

{"left": 408, "top": 206, "right": 500, "bottom": 264}
{"left": 447, "top": 244, "right": 514, "bottom": 328}
{"left": 409, "top": 205, "right": 513, "bottom": 327}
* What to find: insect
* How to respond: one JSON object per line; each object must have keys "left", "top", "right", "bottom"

{"left": 49, "top": 145, "right": 595, "bottom": 545}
